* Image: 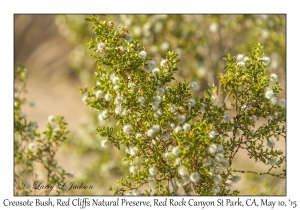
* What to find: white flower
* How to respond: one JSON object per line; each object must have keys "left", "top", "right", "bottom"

{"left": 190, "top": 81, "right": 200, "bottom": 91}
{"left": 113, "top": 85, "right": 120, "bottom": 91}
{"left": 28, "top": 143, "right": 35, "bottom": 150}
{"left": 161, "top": 42, "right": 169, "bottom": 51}
{"left": 151, "top": 102, "right": 160, "bottom": 110}
{"left": 128, "top": 82, "right": 136, "bottom": 91}
{"left": 237, "top": 61, "right": 245, "bottom": 67}
{"left": 203, "top": 157, "right": 213, "bottom": 166}
{"left": 265, "top": 88, "right": 274, "bottom": 99}
{"left": 172, "top": 146, "right": 182, "bottom": 156}
{"left": 111, "top": 76, "right": 120, "bottom": 85}
{"left": 178, "top": 165, "right": 188, "bottom": 176}
{"left": 269, "top": 73, "right": 278, "bottom": 85}
{"left": 169, "top": 104, "right": 176, "bottom": 113}
{"left": 211, "top": 95, "right": 217, "bottom": 102}
{"left": 123, "top": 124, "right": 133, "bottom": 134}
{"left": 262, "top": 56, "right": 271, "bottom": 66}
{"left": 278, "top": 98, "right": 286, "bottom": 108}
{"left": 170, "top": 123, "right": 176, "bottom": 128}
{"left": 129, "top": 147, "right": 139, "bottom": 156}
{"left": 98, "top": 114, "right": 104, "bottom": 121}
{"left": 217, "top": 144, "right": 224, "bottom": 153}
{"left": 174, "top": 125, "right": 182, "bottom": 133}
{"left": 154, "top": 109, "right": 162, "bottom": 118}
{"left": 208, "top": 144, "right": 217, "bottom": 154}
{"left": 209, "top": 167, "right": 215, "bottom": 173}
{"left": 152, "top": 68, "right": 160, "bottom": 75}
{"left": 122, "top": 108, "right": 130, "bottom": 116}
{"left": 269, "top": 157, "right": 277, "bottom": 166}
{"left": 135, "top": 133, "right": 143, "bottom": 139}
{"left": 182, "top": 123, "right": 191, "bottom": 132}
{"left": 225, "top": 179, "right": 232, "bottom": 187}
{"left": 149, "top": 178, "right": 157, "bottom": 187}
{"left": 148, "top": 166, "right": 158, "bottom": 176}
{"left": 101, "top": 139, "right": 109, "bottom": 148}
{"left": 230, "top": 175, "right": 241, "bottom": 183}
{"left": 214, "top": 153, "right": 224, "bottom": 162}
{"left": 125, "top": 191, "right": 133, "bottom": 196}
{"left": 182, "top": 176, "right": 191, "bottom": 185}
{"left": 164, "top": 152, "right": 173, "bottom": 161}
{"left": 243, "top": 56, "right": 249, "bottom": 62}
{"left": 224, "top": 112, "right": 231, "bottom": 122}
{"left": 176, "top": 179, "right": 185, "bottom": 187}
{"left": 48, "top": 115, "right": 55, "bottom": 123}
{"left": 175, "top": 158, "right": 181, "bottom": 165}
{"left": 252, "top": 115, "right": 258, "bottom": 122}
{"left": 270, "top": 95, "right": 278, "bottom": 105}
{"left": 115, "top": 106, "right": 123, "bottom": 115}
{"left": 114, "top": 95, "right": 123, "bottom": 105}
{"left": 138, "top": 50, "right": 147, "bottom": 60}
{"left": 144, "top": 61, "right": 156, "bottom": 72}
{"left": 95, "top": 90, "right": 103, "bottom": 99}
{"left": 209, "top": 130, "right": 217, "bottom": 139}
{"left": 129, "top": 165, "right": 138, "bottom": 174}
{"left": 152, "top": 124, "right": 160, "bottom": 133}
{"left": 213, "top": 174, "right": 222, "bottom": 184}
{"left": 138, "top": 96, "right": 145, "bottom": 104}
{"left": 267, "top": 140, "right": 275, "bottom": 148}
{"left": 209, "top": 22, "right": 218, "bottom": 33}
{"left": 101, "top": 109, "right": 110, "bottom": 119}
{"left": 156, "top": 87, "right": 165, "bottom": 96}
{"left": 131, "top": 189, "right": 140, "bottom": 196}
{"left": 153, "top": 95, "right": 162, "bottom": 104}
{"left": 104, "top": 93, "right": 112, "bottom": 101}
{"left": 200, "top": 103, "right": 207, "bottom": 110}
{"left": 177, "top": 114, "right": 186, "bottom": 124}
{"left": 190, "top": 172, "right": 200, "bottom": 183}
{"left": 97, "top": 42, "right": 106, "bottom": 53}
{"left": 272, "top": 112, "right": 278, "bottom": 120}
{"left": 221, "top": 161, "right": 230, "bottom": 169}
{"left": 236, "top": 54, "right": 244, "bottom": 61}
{"left": 212, "top": 184, "right": 220, "bottom": 194}
{"left": 53, "top": 127, "right": 60, "bottom": 135}
{"left": 147, "top": 128, "right": 156, "bottom": 137}
{"left": 124, "top": 34, "right": 133, "bottom": 42}
{"left": 160, "top": 59, "right": 167, "bottom": 67}
{"left": 188, "top": 98, "right": 196, "bottom": 107}
{"left": 162, "top": 132, "right": 170, "bottom": 141}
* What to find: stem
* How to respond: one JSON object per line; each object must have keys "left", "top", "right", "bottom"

{"left": 232, "top": 169, "right": 285, "bottom": 179}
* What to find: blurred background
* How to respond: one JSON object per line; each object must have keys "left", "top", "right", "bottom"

{"left": 14, "top": 14, "right": 286, "bottom": 195}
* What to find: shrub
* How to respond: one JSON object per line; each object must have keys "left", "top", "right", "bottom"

{"left": 81, "top": 16, "right": 286, "bottom": 195}
{"left": 14, "top": 65, "right": 71, "bottom": 195}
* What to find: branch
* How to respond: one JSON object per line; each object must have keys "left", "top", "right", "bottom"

{"left": 232, "top": 169, "right": 285, "bottom": 179}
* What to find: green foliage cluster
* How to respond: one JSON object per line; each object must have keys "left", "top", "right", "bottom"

{"left": 14, "top": 65, "right": 71, "bottom": 195}
{"left": 81, "top": 16, "right": 286, "bottom": 195}
{"left": 53, "top": 14, "right": 286, "bottom": 195}
{"left": 56, "top": 15, "right": 285, "bottom": 88}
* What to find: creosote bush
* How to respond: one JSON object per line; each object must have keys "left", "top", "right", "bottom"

{"left": 81, "top": 16, "right": 286, "bottom": 196}
{"left": 14, "top": 65, "right": 71, "bottom": 195}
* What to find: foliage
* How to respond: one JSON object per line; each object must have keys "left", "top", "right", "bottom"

{"left": 14, "top": 65, "right": 71, "bottom": 195}
{"left": 81, "top": 16, "right": 286, "bottom": 195}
